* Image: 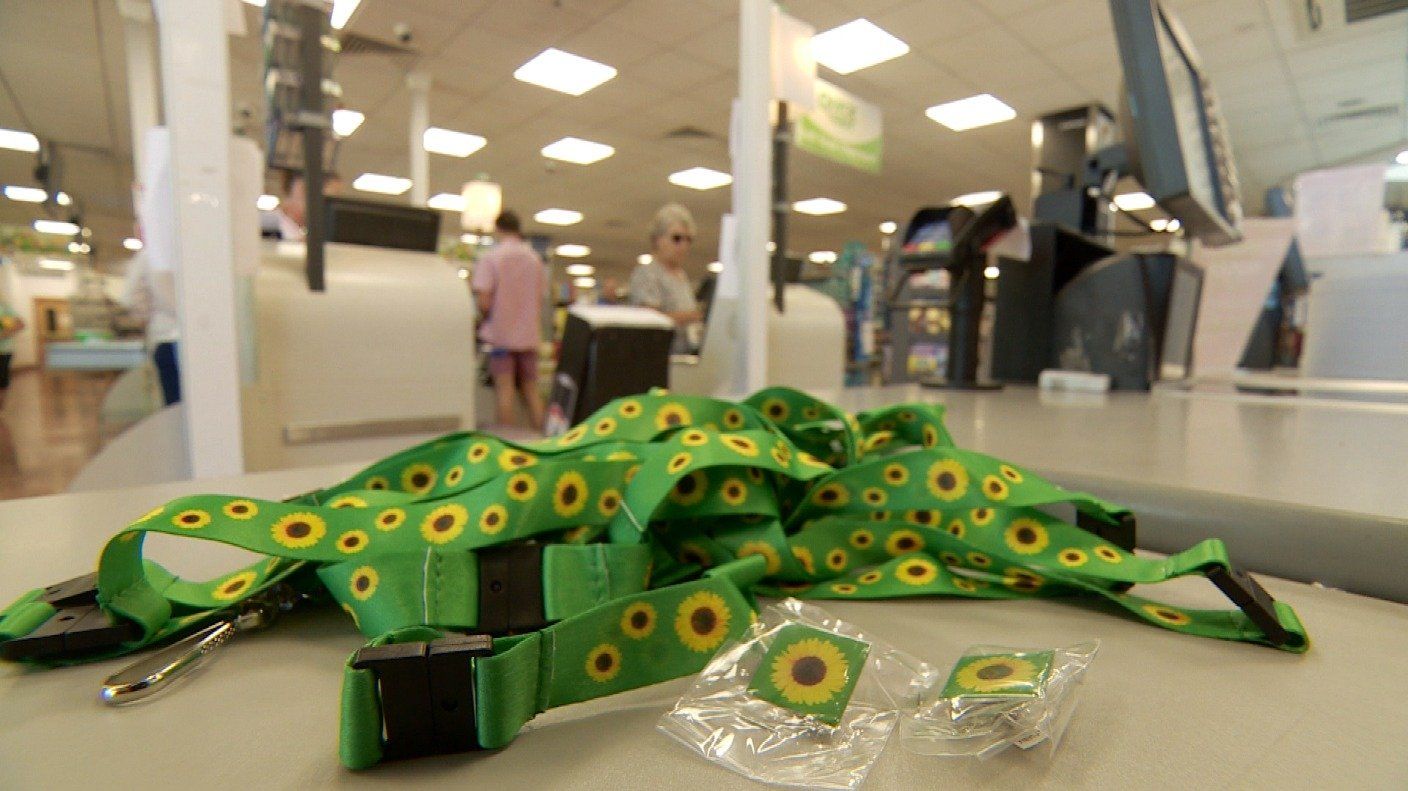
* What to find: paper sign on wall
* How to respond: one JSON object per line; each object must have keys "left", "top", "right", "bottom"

{"left": 795, "top": 79, "right": 882, "bottom": 174}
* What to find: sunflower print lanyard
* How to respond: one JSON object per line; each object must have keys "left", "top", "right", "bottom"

{"left": 0, "top": 387, "right": 1309, "bottom": 767}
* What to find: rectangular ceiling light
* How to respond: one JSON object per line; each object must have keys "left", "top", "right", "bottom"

{"left": 565, "top": 263, "right": 595, "bottom": 276}
{"left": 330, "top": 0, "right": 361, "bottom": 30}
{"left": 535, "top": 208, "right": 583, "bottom": 226}
{"left": 423, "top": 127, "right": 486, "bottom": 158}
{"left": 332, "top": 108, "right": 365, "bottom": 138}
{"left": 669, "top": 167, "right": 733, "bottom": 190}
{"left": 4, "top": 185, "right": 47, "bottom": 203}
{"left": 56, "top": 191, "right": 71, "bottom": 206}
{"left": 427, "top": 192, "right": 467, "bottom": 212}
{"left": 811, "top": 19, "right": 909, "bottom": 75}
{"left": 925, "top": 94, "right": 1016, "bottom": 131}
{"left": 39, "top": 258, "right": 74, "bottom": 271}
{"left": 951, "top": 190, "right": 1003, "bottom": 207}
{"left": 352, "top": 173, "right": 412, "bottom": 195}
{"left": 541, "top": 137, "right": 615, "bottom": 165}
{"left": 123, "top": 237, "right": 144, "bottom": 251}
{"left": 554, "top": 244, "right": 591, "bottom": 258}
{"left": 514, "top": 48, "right": 617, "bottom": 96}
{"left": 1113, "top": 191, "right": 1156, "bottom": 211}
{"left": 793, "top": 197, "right": 847, "bottom": 215}
{"left": 574, "top": 277, "right": 597, "bottom": 288}
{"left": 0, "top": 128, "right": 40, "bottom": 153}
{"left": 256, "top": 194, "right": 280, "bottom": 211}
{"left": 33, "top": 219, "right": 80, "bottom": 235}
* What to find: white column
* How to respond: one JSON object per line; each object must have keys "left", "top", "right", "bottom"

{"left": 407, "top": 72, "right": 430, "bottom": 207}
{"left": 732, "top": 0, "right": 772, "bottom": 394}
{"left": 117, "top": 0, "right": 160, "bottom": 180}
{"left": 154, "top": 0, "right": 244, "bottom": 478}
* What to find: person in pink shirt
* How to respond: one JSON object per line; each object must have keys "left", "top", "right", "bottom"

{"left": 473, "top": 210, "right": 548, "bottom": 429}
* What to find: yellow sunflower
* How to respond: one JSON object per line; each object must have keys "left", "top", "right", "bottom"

{"left": 624, "top": 464, "right": 642, "bottom": 483}
{"left": 898, "top": 409, "right": 916, "bottom": 423}
{"left": 947, "top": 519, "right": 966, "bottom": 539}
{"left": 883, "top": 462, "right": 910, "bottom": 486}
{"left": 619, "top": 399, "right": 643, "bottom": 419}
{"left": 896, "top": 557, "right": 939, "bottom": 586}
{"left": 792, "top": 546, "right": 816, "bottom": 575}
{"left": 953, "top": 577, "right": 981, "bottom": 593}
{"left": 811, "top": 482, "right": 850, "bottom": 508}
{"left": 557, "top": 425, "right": 588, "bottom": 447}
{"left": 212, "top": 570, "right": 258, "bottom": 601}
{"left": 364, "top": 476, "right": 390, "bottom": 491}
{"left": 478, "top": 504, "right": 508, "bottom": 535}
{"left": 271, "top": 512, "right": 326, "bottom": 549}
{"left": 966, "top": 551, "right": 992, "bottom": 568}
{"left": 798, "top": 452, "right": 831, "bottom": 469}
{"left": 926, "top": 459, "right": 969, "bottom": 501}
{"left": 769, "top": 445, "right": 791, "bottom": 468}
{"left": 1004, "top": 518, "right": 1050, "bottom": 555}
{"left": 401, "top": 463, "right": 437, "bottom": 494}
{"left": 955, "top": 655, "right": 1041, "bottom": 693}
{"left": 849, "top": 529, "right": 875, "bottom": 550}
{"left": 970, "top": 507, "right": 995, "bottom": 527}
{"left": 675, "top": 590, "right": 732, "bottom": 652}
{"left": 655, "top": 403, "right": 692, "bottom": 431}
{"left": 981, "top": 475, "right": 1011, "bottom": 501}
{"left": 585, "top": 643, "right": 623, "bottom": 682}
{"left": 722, "top": 435, "right": 759, "bottom": 457}
{"left": 825, "top": 548, "right": 849, "bottom": 572}
{"left": 497, "top": 449, "right": 536, "bottom": 471}
{"left": 940, "top": 551, "right": 963, "bottom": 567}
{"left": 1058, "top": 548, "right": 1089, "bottom": 567}
{"left": 420, "top": 504, "right": 469, "bottom": 544}
{"left": 680, "top": 428, "right": 709, "bottom": 447}
{"left": 329, "top": 495, "right": 368, "bottom": 510}
{"left": 861, "top": 487, "right": 887, "bottom": 507}
{"left": 218, "top": 500, "right": 257, "bottom": 520}
{"left": 770, "top": 637, "right": 850, "bottom": 705}
{"left": 1003, "top": 569, "right": 1045, "bottom": 592}
{"left": 1142, "top": 603, "right": 1193, "bottom": 627}
{"left": 1094, "top": 545, "right": 1124, "bottom": 563}
{"left": 594, "top": 416, "right": 618, "bottom": 436}
{"left": 506, "top": 472, "right": 538, "bottom": 501}
{"left": 336, "top": 530, "right": 371, "bottom": 554}
{"left": 922, "top": 425, "right": 940, "bottom": 447}
{"left": 444, "top": 466, "right": 465, "bottom": 487}
{"left": 374, "top": 507, "right": 406, "bottom": 532}
{"left": 858, "top": 569, "right": 884, "bottom": 585}
{"left": 870, "top": 510, "right": 891, "bottom": 522}
{"left": 620, "top": 602, "right": 657, "bottom": 639}
{"left": 885, "top": 529, "right": 925, "bottom": 556}
{"left": 349, "top": 566, "right": 379, "bottom": 601}
{"left": 669, "top": 471, "right": 709, "bottom": 506}
{"left": 720, "top": 478, "right": 748, "bottom": 507}
{"left": 172, "top": 509, "right": 211, "bottom": 530}
{"left": 831, "top": 583, "right": 858, "bottom": 595}
{"left": 760, "top": 397, "right": 790, "bottom": 423}
{"left": 553, "top": 471, "right": 589, "bottom": 518}
{"left": 999, "top": 464, "right": 1024, "bottom": 484}
{"left": 865, "top": 432, "right": 892, "bottom": 452}
{"left": 801, "top": 405, "right": 822, "bottom": 421}
{"left": 135, "top": 506, "right": 164, "bottom": 524}
{"left": 722, "top": 408, "right": 745, "bottom": 429}
{"left": 666, "top": 452, "right": 693, "bottom": 475}
{"left": 905, "top": 509, "right": 938, "bottom": 526}
{"left": 678, "top": 541, "right": 712, "bottom": 567}
{"left": 606, "top": 450, "right": 637, "bottom": 462}
{"left": 736, "top": 540, "right": 782, "bottom": 575}
{"left": 467, "top": 442, "right": 491, "bottom": 464}
{"left": 597, "top": 489, "right": 622, "bottom": 517}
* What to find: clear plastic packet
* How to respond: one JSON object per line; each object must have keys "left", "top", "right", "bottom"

{"left": 899, "top": 640, "right": 1099, "bottom": 760}
{"left": 658, "top": 598, "right": 940, "bottom": 790}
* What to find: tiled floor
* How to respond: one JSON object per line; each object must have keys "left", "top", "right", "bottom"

{"left": 0, "top": 368, "right": 117, "bottom": 500}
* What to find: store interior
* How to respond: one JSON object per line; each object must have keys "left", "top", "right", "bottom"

{"left": 0, "top": 0, "right": 1406, "bottom": 787}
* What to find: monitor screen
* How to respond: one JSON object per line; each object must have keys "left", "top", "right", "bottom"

{"left": 1159, "top": 262, "right": 1203, "bottom": 380}
{"left": 1155, "top": 12, "right": 1219, "bottom": 221}
{"left": 323, "top": 197, "right": 441, "bottom": 252}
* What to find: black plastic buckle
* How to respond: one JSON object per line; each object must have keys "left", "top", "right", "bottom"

{"left": 477, "top": 543, "right": 547, "bottom": 636}
{"left": 1076, "top": 510, "right": 1137, "bottom": 552}
{"left": 1, "top": 573, "right": 141, "bottom": 661}
{"left": 1208, "top": 565, "right": 1293, "bottom": 647}
{"left": 352, "top": 633, "right": 494, "bottom": 760}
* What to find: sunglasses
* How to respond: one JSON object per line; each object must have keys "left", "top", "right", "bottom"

{"left": 671, "top": 233, "right": 694, "bottom": 244}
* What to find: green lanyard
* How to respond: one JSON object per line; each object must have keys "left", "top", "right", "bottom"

{"left": 0, "top": 387, "right": 1309, "bottom": 769}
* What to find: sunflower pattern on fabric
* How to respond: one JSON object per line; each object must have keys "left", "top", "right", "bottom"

{"left": 748, "top": 624, "right": 871, "bottom": 725}
{"left": 942, "top": 650, "right": 1055, "bottom": 698}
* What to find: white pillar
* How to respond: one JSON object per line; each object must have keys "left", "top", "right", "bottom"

{"left": 117, "top": 0, "right": 160, "bottom": 180}
{"left": 407, "top": 72, "right": 430, "bottom": 207}
{"left": 732, "top": 0, "right": 772, "bottom": 394}
{"left": 154, "top": 0, "right": 244, "bottom": 478}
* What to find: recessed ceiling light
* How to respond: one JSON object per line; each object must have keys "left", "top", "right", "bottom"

{"left": 535, "top": 208, "right": 583, "bottom": 226}
{"left": 807, "top": 250, "right": 838, "bottom": 264}
{"left": 1396, "top": 150, "right": 1408, "bottom": 165}
{"left": 925, "top": 94, "right": 1016, "bottom": 131}
{"left": 352, "top": 173, "right": 412, "bottom": 195}
{"left": 811, "top": 19, "right": 909, "bottom": 75}
{"left": 555, "top": 244, "right": 591, "bottom": 258}
{"left": 541, "top": 137, "right": 615, "bottom": 165}
{"left": 67, "top": 241, "right": 90, "bottom": 254}
{"left": 33, "top": 219, "right": 79, "bottom": 235}
{"left": 565, "top": 263, "right": 595, "bottom": 276}
{"left": 637, "top": 254, "right": 653, "bottom": 265}
{"left": 427, "top": 193, "right": 467, "bottom": 212}
{"left": 707, "top": 261, "right": 723, "bottom": 273}
{"left": 3, "top": 186, "right": 46, "bottom": 203}
{"left": 332, "top": 108, "right": 365, "bottom": 138}
{"left": 123, "top": 237, "right": 144, "bottom": 251}
{"left": 1149, "top": 218, "right": 1169, "bottom": 232}
{"left": 574, "top": 276, "right": 597, "bottom": 288}
{"left": 514, "top": 48, "right": 617, "bottom": 96}
{"left": 669, "top": 167, "right": 732, "bottom": 190}
{"left": 1166, "top": 219, "right": 1181, "bottom": 232}
{"left": 984, "top": 265, "right": 1001, "bottom": 279}
{"left": 330, "top": 0, "right": 360, "bottom": 30}
{"left": 39, "top": 258, "right": 74, "bottom": 271}
{"left": 56, "top": 191, "right": 71, "bottom": 206}
{"left": 256, "top": 194, "right": 280, "bottom": 211}
{"left": 423, "top": 127, "right": 486, "bottom": 158}
{"left": 951, "top": 190, "right": 1002, "bottom": 207}
{"left": 879, "top": 220, "right": 897, "bottom": 234}
{"left": 0, "top": 128, "right": 40, "bottom": 153}
{"left": 1113, "top": 192, "right": 1156, "bottom": 211}
{"left": 793, "top": 198, "right": 847, "bottom": 216}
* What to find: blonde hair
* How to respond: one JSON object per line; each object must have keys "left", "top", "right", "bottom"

{"left": 649, "top": 203, "right": 697, "bottom": 244}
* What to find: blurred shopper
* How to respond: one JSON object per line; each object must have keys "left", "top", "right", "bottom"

{"left": 264, "top": 170, "right": 343, "bottom": 240}
{"left": 473, "top": 210, "right": 548, "bottom": 429}
{"left": 121, "top": 248, "right": 181, "bottom": 406}
{"left": 630, "top": 203, "right": 702, "bottom": 353}
{"left": 0, "top": 291, "right": 24, "bottom": 409}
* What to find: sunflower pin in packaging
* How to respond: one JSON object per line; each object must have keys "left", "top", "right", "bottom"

{"left": 659, "top": 599, "right": 940, "bottom": 791}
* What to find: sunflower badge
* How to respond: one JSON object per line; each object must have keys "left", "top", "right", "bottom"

{"left": 941, "top": 649, "right": 1054, "bottom": 700}
{"left": 747, "top": 624, "right": 871, "bottom": 725}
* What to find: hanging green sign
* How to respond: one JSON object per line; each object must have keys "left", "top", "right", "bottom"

{"left": 795, "top": 79, "right": 883, "bottom": 174}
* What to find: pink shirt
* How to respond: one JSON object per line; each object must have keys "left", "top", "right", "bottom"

{"left": 472, "top": 236, "right": 547, "bottom": 351}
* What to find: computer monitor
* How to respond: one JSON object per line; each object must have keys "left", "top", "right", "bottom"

{"left": 1158, "top": 260, "right": 1204, "bottom": 381}
{"left": 323, "top": 197, "right": 441, "bottom": 252}
{"left": 1109, "top": 0, "right": 1244, "bottom": 246}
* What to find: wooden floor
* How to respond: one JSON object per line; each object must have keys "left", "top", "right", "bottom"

{"left": 0, "top": 368, "right": 116, "bottom": 500}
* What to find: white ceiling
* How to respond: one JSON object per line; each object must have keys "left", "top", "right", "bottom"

{"left": 0, "top": 0, "right": 1405, "bottom": 279}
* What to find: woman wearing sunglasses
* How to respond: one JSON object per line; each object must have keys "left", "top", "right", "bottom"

{"left": 630, "top": 203, "right": 704, "bottom": 354}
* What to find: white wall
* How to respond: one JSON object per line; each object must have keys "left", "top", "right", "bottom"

{"left": 0, "top": 257, "right": 79, "bottom": 368}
